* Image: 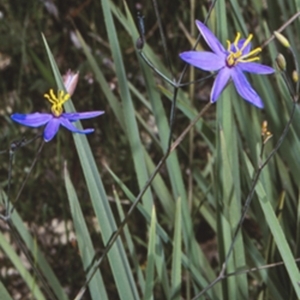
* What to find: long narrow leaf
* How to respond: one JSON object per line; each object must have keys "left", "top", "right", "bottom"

{"left": 171, "top": 197, "right": 182, "bottom": 300}
{"left": 143, "top": 206, "right": 156, "bottom": 300}
{"left": 0, "top": 231, "right": 45, "bottom": 300}
{"left": 64, "top": 163, "right": 108, "bottom": 300}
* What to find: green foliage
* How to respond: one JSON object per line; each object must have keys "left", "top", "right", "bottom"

{"left": 1, "top": 0, "right": 300, "bottom": 299}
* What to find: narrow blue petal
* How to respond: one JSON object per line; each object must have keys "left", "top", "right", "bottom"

{"left": 60, "top": 118, "right": 94, "bottom": 134}
{"left": 180, "top": 51, "right": 225, "bottom": 71}
{"left": 211, "top": 67, "right": 232, "bottom": 102}
{"left": 44, "top": 118, "right": 61, "bottom": 142}
{"left": 11, "top": 113, "right": 52, "bottom": 127}
{"left": 62, "top": 111, "right": 105, "bottom": 121}
{"left": 231, "top": 69, "right": 264, "bottom": 108}
{"left": 237, "top": 62, "right": 275, "bottom": 74}
{"left": 195, "top": 20, "right": 226, "bottom": 55}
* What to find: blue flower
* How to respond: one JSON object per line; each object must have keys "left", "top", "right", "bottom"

{"left": 11, "top": 88, "right": 104, "bottom": 142}
{"left": 179, "top": 20, "right": 275, "bottom": 108}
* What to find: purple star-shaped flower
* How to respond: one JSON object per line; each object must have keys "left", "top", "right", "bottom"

{"left": 180, "top": 20, "right": 275, "bottom": 108}
{"left": 11, "top": 71, "right": 104, "bottom": 142}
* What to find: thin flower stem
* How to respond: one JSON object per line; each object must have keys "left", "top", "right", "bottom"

{"left": 168, "top": 87, "right": 179, "bottom": 148}
{"left": 138, "top": 50, "right": 215, "bottom": 87}
{"left": 10, "top": 139, "right": 45, "bottom": 215}
{"left": 167, "top": 0, "right": 217, "bottom": 149}
{"left": 73, "top": 101, "right": 212, "bottom": 300}
{"left": 261, "top": 11, "right": 300, "bottom": 49}
{"left": 191, "top": 255, "right": 300, "bottom": 300}
{"left": 138, "top": 51, "right": 177, "bottom": 87}
{"left": 290, "top": 47, "right": 300, "bottom": 97}
{"left": 226, "top": 257, "right": 300, "bottom": 278}
{"left": 281, "top": 71, "right": 296, "bottom": 100}
{"left": 150, "top": 0, "right": 174, "bottom": 78}
{"left": 137, "top": 0, "right": 217, "bottom": 150}
{"left": 0, "top": 134, "right": 42, "bottom": 221}
{"left": 179, "top": 74, "right": 215, "bottom": 87}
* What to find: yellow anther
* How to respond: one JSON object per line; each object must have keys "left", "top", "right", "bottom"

{"left": 226, "top": 32, "right": 261, "bottom": 67}
{"left": 233, "top": 32, "right": 241, "bottom": 48}
{"left": 226, "top": 40, "right": 231, "bottom": 51}
{"left": 44, "top": 89, "right": 70, "bottom": 117}
{"left": 240, "top": 34, "right": 253, "bottom": 52}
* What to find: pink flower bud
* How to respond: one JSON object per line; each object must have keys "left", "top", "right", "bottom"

{"left": 63, "top": 70, "right": 79, "bottom": 96}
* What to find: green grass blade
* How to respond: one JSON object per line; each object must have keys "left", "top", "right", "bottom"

{"left": 9, "top": 211, "right": 68, "bottom": 300}
{"left": 0, "top": 231, "right": 46, "bottom": 300}
{"left": 219, "top": 118, "right": 248, "bottom": 299}
{"left": 244, "top": 234, "right": 284, "bottom": 299}
{"left": 171, "top": 197, "right": 182, "bottom": 300}
{"left": 75, "top": 30, "right": 125, "bottom": 128}
{"left": 100, "top": 0, "right": 153, "bottom": 212}
{"left": 0, "top": 280, "right": 13, "bottom": 300}
{"left": 144, "top": 150, "right": 175, "bottom": 222}
{"left": 104, "top": 162, "right": 169, "bottom": 242}
{"left": 154, "top": 237, "right": 170, "bottom": 299}
{"left": 114, "top": 187, "right": 145, "bottom": 292}
{"left": 143, "top": 206, "right": 156, "bottom": 300}
{"left": 64, "top": 164, "right": 109, "bottom": 300}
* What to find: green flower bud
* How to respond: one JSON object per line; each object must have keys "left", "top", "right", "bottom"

{"left": 292, "top": 70, "right": 299, "bottom": 83}
{"left": 274, "top": 31, "right": 290, "bottom": 48}
{"left": 275, "top": 53, "right": 286, "bottom": 71}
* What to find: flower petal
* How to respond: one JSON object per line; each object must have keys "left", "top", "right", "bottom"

{"left": 237, "top": 62, "right": 275, "bottom": 74}
{"left": 195, "top": 20, "right": 226, "bottom": 55}
{"left": 62, "top": 111, "right": 105, "bottom": 121}
{"left": 60, "top": 118, "right": 94, "bottom": 134}
{"left": 44, "top": 118, "right": 61, "bottom": 142}
{"left": 179, "top": 51, "right": 225, "bottom": 71}
{"left": 11, "top": 113, "right": 52, "bottom": 127}
{"left": 231, "top": 69, "right": 264, "bottom": 108}
{"left": 211, "top": 67, "right": 232, "bottom": 102}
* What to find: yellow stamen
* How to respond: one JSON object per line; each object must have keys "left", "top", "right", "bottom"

{"left": 233, "top": 32, "right": 241, "bottom": 49}
{"left": 226, "top": 32, "right": 261, "bottom": 67}
{"left": 240, "top": 34, "right": 253, "bottom": 52}
{"left": 44, "top": 89, "right": 70, "bottom": 117}
{"left": 226, "top": 40, "right": 231, "bottom": 51}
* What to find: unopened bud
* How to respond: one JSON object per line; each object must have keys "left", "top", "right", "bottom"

{"left": 63, "top": 70, "right": 79, "bottom": 96}
{"left": 274, "top": 31, "right": 290, "bottom": 48}
{"left": 276, "top": 53, "right": 286, "bottom": 71}
{"left": 292, "top": 70, "right": 299, "bottom": 83}
{"left": 261, "top": 120, "right": 268, "bottom": 136}
{"left": 261, "top": 120, "right": 272, "bottom": 144}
